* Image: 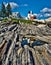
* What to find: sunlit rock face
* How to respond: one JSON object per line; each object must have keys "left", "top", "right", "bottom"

{"left": 0, "top": 22, "right": 51, "bottom": 65}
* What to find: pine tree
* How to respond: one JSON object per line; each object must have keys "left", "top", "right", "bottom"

{"left": 1, "top": 2, "right": 6, "bottom": 17}
{"left": 6, "top": 3, "right": 12, "bottom": 17}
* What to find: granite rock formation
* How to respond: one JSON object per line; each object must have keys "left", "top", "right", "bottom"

{"left": 0, "top": 22, "right": 51, "bottom": 65}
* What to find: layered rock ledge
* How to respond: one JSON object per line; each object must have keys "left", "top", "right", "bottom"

{"left": 0, "top": 22, "right": 51, "bottom": 65}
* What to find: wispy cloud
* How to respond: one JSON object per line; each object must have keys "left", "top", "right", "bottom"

{"left": 20, "top": 4, "right": 28, "bottom": 7}
{"left": 40, "top": 8, "right": 51, "bottom": 13}
{"left": 28, "top": 8, "right": 51, "bottom": 19}
{"left": 5, "top": 2, "right": 18, "bottom": 9}
{"left": 33, "top": 13, "right": 43, "bottom": 18}
{"left": 23, "top": 4, "right": 28, "bottom": 6}
{"left": 44, "top": 13, "right": 51, "bottom": 17}
{"left": 5, "top": 2, "right": 28, "bottom": 9}
{"left": 37, "top": 7, "right": 51, "bottom": 18}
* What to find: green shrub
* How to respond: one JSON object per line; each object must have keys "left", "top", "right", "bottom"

{"left": 2, "top": 18, "right": 8, "bottom": 22}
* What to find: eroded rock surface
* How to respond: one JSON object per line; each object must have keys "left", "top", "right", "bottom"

{"left": 0, "top": 22, "right": 51, "bottom": 65}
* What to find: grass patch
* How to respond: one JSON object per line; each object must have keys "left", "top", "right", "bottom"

{"left": 11, "top": 18, "right": 34, "bottom": 24}
{"left": 2, "top": 18, "right": 36, "bottom": 24}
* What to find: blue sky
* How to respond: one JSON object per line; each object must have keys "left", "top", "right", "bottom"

{"left": 0, "top": 0, "right": 51, "bottom": 19}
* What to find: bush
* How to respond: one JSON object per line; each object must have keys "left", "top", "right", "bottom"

{"left": 2, "top": 18, "right": 8, "bottom": 22}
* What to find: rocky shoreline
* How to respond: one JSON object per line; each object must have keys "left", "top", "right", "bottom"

{"left": 0, "top": 22, "right": 51, "bottom": 65}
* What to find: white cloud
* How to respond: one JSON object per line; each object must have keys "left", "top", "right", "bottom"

{"left": 23, "top": 4, "right": 28, "bottom": 6}
{"left": 33, "top": 8, "right": 51, "bottom": 19}
{"left": 20, "top": 4, "right": 28, "bottom": 7}
{"left": 33, "top": 13, "right": 43, "bottom": 18}
{"left": 5, "top": 2, "right": 28, "bottom": 9}
{"left": 39, "top": 14, "right": 43, "bottom": 18}
{"left": 5, "top": 2, "right": 18, "bottom": 9}
{"left": 44, "top": 13, "right": 51, "bottom": 17}
{"left": 40, "top": 15, "right": 43, "bottom": 17}
{"left": 40, "top": 8, "right": 51, "bottom": 13}
{"left": 39, "top": 8, "right": 51, "bottom": 18}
